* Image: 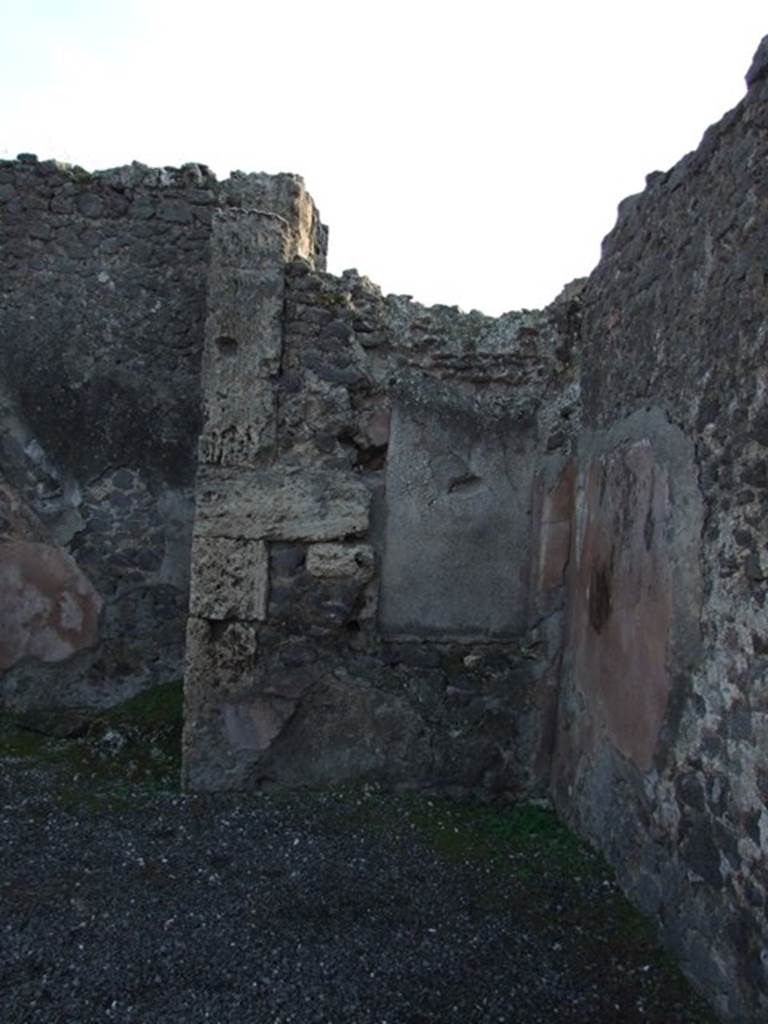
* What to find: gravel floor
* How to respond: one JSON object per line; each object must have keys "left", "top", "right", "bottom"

{"left": 1, "top": 720, "right": 717, "bottom": 1024}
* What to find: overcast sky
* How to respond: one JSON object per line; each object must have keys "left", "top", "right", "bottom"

{"left": 2, "top": 2, "right": 765, "bottom": 314}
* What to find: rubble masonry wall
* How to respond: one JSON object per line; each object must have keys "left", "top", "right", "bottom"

{"left": 551, "top": 40, "right": 768, "bottom": 1022}
{"left": 2, "top": 35, "right": 768, "bottom": 1021}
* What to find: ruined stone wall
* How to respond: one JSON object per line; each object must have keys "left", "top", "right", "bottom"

{"left": 182, "top": 216, "right": 582, "bottom": 794}
{"left": 5, "top": 36, "right": 768, "bottom": 1020}
{"left": 552, "top": 39, "right": 768, "bottom": 1022}
{"left": 0, "top": 156, "right": 324, "bottom": 710}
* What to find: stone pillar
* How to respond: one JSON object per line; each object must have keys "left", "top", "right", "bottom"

{"left": 182, "top": 189, "right": 323, "bottom": 789}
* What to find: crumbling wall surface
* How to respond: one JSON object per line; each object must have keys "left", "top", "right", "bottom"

{"left": 0, "top": 155, "right": 325, "bottom": 710}
{"left": 182, "top": 220, "right": 583, "bottom": 794}
{"left": 552, "top": 38, "right": 768, "bottom": 1022}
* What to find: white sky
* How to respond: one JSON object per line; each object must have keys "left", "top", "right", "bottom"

{"left": 1, "top": 1, "right": 765, "bottom": 314}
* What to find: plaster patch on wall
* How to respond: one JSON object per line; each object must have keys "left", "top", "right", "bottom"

{"left": 558, "top": 408, "right": 704, "bottom": 777}
{"left": 379, "top": 400, "right": 535, "bottom": 639}
{"left": 0, "top": 541, "right": 102, "bottom": 670}
{"left": 567, "top": 440, "right": 674, "bottom": 770}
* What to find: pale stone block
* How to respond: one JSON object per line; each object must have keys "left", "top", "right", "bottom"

{"left": 200, "top": 355, "right": 277, "bottom": 431}
{"left": 306, "top": 543, "right": 375, "bottom": 581}
{"left": 216, "top": 175, "right": 325, "bottom": 265}
{"left": 198, "top": 417, "right": 276, "bottom": 467}
{"left": 204, "top": 266, "right": 284, "bottom": 377}
{"left": 200, "top": 214, "right": 288, "bottom": 426}
{"left": 194, "top": 467, "right": 370, "bottom": 542}
{"left": 188, "top": 536, "right": 268, "bottom": 621}
{"left": 184, "top": 615, "right": 258, "bottom": 703}
{"left": 208, "top": 208, "right": 289, "bottom": 269}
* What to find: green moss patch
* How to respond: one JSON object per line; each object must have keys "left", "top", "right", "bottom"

{"left": 407, "top": 798, "right": 598, "bottom": 876}
{"left": 393, "top": 793, "right": 715, "bottom": 1022}
{"left": 108, "top": 679, "right": 183, "bottom": 732}
{"left": 0, "top": 681, "right": 183, "bottom": 800}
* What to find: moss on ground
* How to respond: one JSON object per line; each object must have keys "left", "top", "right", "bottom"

{"left": 311, "top": 785, "right": 714, "bottom": 1022}
{"left": 393, "top": 793, "right": 715, "bottom": 1023}
{"left": 407, "top": 798, "right": 598, "bottom": 876}
{"left": 110, "top": 679, "right": 183, "bottom": 728}
{"left": 0, "top": 681, "right": 183, "bottom": 803}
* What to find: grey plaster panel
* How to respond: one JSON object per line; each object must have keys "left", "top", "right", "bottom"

{"left": 379, "top": 401, "right": 534, "bottom": 638}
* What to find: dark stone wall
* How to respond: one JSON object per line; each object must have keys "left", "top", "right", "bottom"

{"left": 0, "top": 157, "right": 325, "bottom": 710}
{"left": 5, "top": 36, "right": 768, "bottom": 1018}
{"left": 553, "top": 37, "right": 768, "bottom": 1022}
{"left": 0, "top": 158, "right": 214, "bottom": 486}
{"left": 182, "top": 247, "right": 583, "bottom": 797}
{"left": 0, "top": 157, "right": 213, "bottom": 708}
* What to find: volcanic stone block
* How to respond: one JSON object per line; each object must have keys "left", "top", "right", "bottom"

{"left": 246, "top": 677, "right": 432, "bottom": 788}
{"left": 184, "top": 616, "right": 258, "bottom": 702}
{"left": 306, "top": 543, "right": 375, "bottom": 581}
{"left": 194, "top": 466, "right": 370, "bottom": 541}
{"left": 199, "top": 213, "right": 287, "bottom": 466}
{"left": 188, "top": 536, "right": 268, "bottom": 621}
{"left": 198, "top": 384, "right": 276, "bottom": 467}
{"left": 206, "top": 264, "right": 284, "bottom": 361}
